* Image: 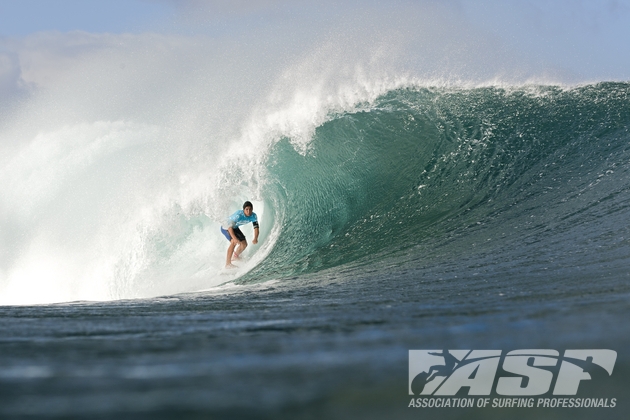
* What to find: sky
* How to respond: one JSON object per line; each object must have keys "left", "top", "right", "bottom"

{"left": 459, "top": 0, "right": 630, "bottom": 82}
{"left": 0, "top": 0, "right": 170, "bottom": 35}
{"left": 0, "top": 0, "right": 629, "bottom": 84}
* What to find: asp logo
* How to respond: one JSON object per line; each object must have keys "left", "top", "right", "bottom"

{"left": 409, "top": 350, "right": 617, "bottom": 396}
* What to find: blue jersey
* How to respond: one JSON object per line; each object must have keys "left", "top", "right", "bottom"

{"left": 223, "top": 209, "right": 259, "bottom": 230}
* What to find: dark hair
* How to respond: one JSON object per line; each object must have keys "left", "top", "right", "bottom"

{"left": 243, "top": 201, "right": 253, "bottom": 210}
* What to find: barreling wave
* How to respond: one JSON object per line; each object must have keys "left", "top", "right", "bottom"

{"left": 1, "top": 81, "right": 629, "bottom": 304}
{"left": 243, "top": 82, "right": 630, "bottom": 282}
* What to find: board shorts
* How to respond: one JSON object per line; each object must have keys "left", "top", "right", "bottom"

{"left": 221, "top": 226, "right": 246, "bottom": 242}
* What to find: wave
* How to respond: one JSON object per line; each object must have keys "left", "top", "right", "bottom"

{"left": 1, "top": 81, "right": 629, "bottom": 304}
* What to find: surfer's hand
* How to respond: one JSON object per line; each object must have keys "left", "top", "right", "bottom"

{"left": 253, "top": 239, "right": 258, "bottom": 245}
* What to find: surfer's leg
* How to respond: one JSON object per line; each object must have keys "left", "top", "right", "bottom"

{"left": 226, "top": 240, "right": 238, "bottom": 267}
{"left": 233, "top": 240, "right": 248, "bottom": 260}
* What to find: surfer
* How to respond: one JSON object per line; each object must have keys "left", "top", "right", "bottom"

{"left": 221, "top": 201, "right": 259, "bottom": 268}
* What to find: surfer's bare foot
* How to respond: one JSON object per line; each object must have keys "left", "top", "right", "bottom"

{"left": 225, "top": 263, "right": 238, "bottom": 269}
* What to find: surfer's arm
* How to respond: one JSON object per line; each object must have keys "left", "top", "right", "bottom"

{"left": 252, "top": 220, "right": 259, "bottom": 245}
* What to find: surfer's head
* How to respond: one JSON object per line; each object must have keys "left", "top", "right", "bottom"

{"left": 243, "top": 201, "right": 253, "bottom": 216}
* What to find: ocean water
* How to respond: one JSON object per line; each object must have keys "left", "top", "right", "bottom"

{"left": 1, "top": 60, "right": 630, "bottom": 418}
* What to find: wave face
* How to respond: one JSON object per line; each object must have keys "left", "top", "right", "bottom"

{"left": 248, "top": 82, "right": 630, "bottom": 282}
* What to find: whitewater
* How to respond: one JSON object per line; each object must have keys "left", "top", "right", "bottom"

{"left": 1, "top": 5, "right": 630, "bottom": 419}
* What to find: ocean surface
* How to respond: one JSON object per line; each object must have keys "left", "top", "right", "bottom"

{"left": 1, "top": 82, "right": 630, "bottom": 419}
